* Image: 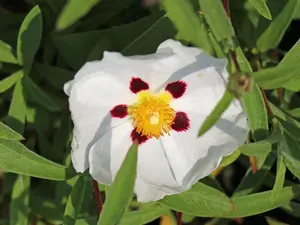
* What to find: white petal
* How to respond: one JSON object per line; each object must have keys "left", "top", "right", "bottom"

{"left": 137, "top": 138, "right": 183, "bottom": 194}
{"left": 89, "top": 122, "right": 133, "bottom": 184}
{"left": 69, "top": 74, "right": 133, "bottom": 173}
{"left": 170, "top": 66, "right": 230, "bottom": 114}
{"left": 135, "top": 176, "right": 169, "bottom": 203}
{"left": 162, "top": 60, "right": 247, "bottom": 188}
{"left": 161, "top": 111, "right": 247, "bottom": 189}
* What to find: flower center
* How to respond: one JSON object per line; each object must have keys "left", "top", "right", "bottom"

{"left": 128, "top": 90, "right": 175, "bottom": 139}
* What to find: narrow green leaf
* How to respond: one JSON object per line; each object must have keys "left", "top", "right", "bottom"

{"left": 198, "top": 91, "right": 233, "bottom": 136}
{"left": 119, "top": 206, "right": 169, "bottom": 225}
{"left": 0, "top": 40, "right": 18, "bottom": 64}
{"left": 278, "top": 40, "right": 300, "bottom": 91}
{"left": 17, "top": 6, "right": 42, "bottom": 72}
{"left": 54, "top": 13, "right": 170, "bottom": 69}
{"left": 252, "top": 66, "right": 300, "bottom": 89}
{"left": 56, "top": 0, "right": 101, "bottom": 30}
{"left": 160, "top": 182, "right": 233, "bottom": 217}
{"left": 199, "top": 0, "right": 234, "bottom": 41}
{"left": 270, "top": 102, "right": 300, "bottom": 140}
{"left": 63, "top": 174, "right": 88, "bottom": 225}
{"left": 162, "top": 0, "right": 212, "bottom": 53}
{"left": 0, "top": 139, "right": 76, "bottom": 180}
{"left": 249, "top": 0, "right": 272, "bottom": 20}
{"left": 278, "top": 125, "right": 300, "bottom": 179}
{"left": 236, "top": 47, "right": 269, "bottom": 141}
{"left": 23, "top": 76, "right": 60, "bottom": 112}
{"left": 239, "top": 120, "right": 281, "bottom": 157}
{"left": 10, "top": 175, "right": 30, "bottom": 225}
{"left": 0, "top": 122, "right": 23, "bottom": 140}
{"left": 271, "top": 154, "right": 286, "bottom": 200}
{"left": 219, "top": 149, "right": 241, "bottom": 167}
{"left": 257, "top": 0, "right": 299, "bottom": 52}
{"left": 6, "top": 80, "right": 26, "bottom": 134}
{"left": 265, "top": 217, "right": 288, "bottom": 225}
{"left": 97, "top": 143, "right": 138, "bottom": 225}
{"left": 229, "top": 185, "right": 300, "bottom": 217}
{"left": 0, "top": 70, "right": 23, "bottom": 93}
{"left": 233, "top": 153, "right": 276, "bottom": 197}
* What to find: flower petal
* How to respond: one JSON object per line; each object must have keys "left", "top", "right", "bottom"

{"left": 161, "top": 111, "right": 247, "bottom": 189}
{"left": 135, "top": 176, "right": 169, "bottom": 203}
{"left": 69, "top": 74, "right": 133, "bottom": 173}
{"left": 137, "top": 138, "right": 183, "bottom": 194}
{"left": 89, "top": 122, "right": 133, "bottom": 184}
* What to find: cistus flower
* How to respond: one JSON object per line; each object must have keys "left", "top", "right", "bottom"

{"left": 64, "top": 39, "right": 248, "bottom": 202}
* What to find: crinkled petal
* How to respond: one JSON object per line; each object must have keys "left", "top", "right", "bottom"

{"left": 137, "top": 138, "right": 183, "bottom": 194}
{"left": 135, "top": 176, "right": 169, "bottom": 203}
{"left": 69, "top": 74, "right": 133, "bottom": 173}
{"left": 161, "top": 61, "right": 247, "bottom": 188}
{"left": 161, "top": 111, "right": 247, "bottom": 189}
{"left": 89, "top": 122, "right": 133, "bottom": 184}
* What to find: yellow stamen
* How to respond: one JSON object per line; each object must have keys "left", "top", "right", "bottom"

{"left": 128, "top": 90, "right": 175, "bottom": 139}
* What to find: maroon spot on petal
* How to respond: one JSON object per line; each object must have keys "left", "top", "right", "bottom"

{"left": 130, "top": 77, "right": 149, "bottom": 94}
{"left": 131, "top": 129, "right": 149, "bottom": 145}
{"left": 172, "top": 112, "right": 190, "bottom": 132}
{"left": 165, "top": 80, "right": 187, "bottom": 98}
{"left": 110, "top": 104, "right": 128, "bottom": 118}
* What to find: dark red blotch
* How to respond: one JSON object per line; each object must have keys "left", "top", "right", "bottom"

{"left": 165, "top": 81, "right": 187, "bottom": 99}
{"left": 172, "top": 112, "right": 190, "bottom": 132}
{"left": 131, "top": 129, "right": 148, "bottom": 145}
{"left": 110, "top": 104, "right": 128, "bottom": 118}
{"left": 130, "top": 77, "right": 149, "bottom": 94}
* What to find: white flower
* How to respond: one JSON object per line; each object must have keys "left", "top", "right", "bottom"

{"left": 64, "top": 39, "right": 248, "bottom": 202}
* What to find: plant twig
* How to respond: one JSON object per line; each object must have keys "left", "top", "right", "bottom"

{"left": 177, "top": 212, "right": 182, "bottom": 225}
{"left": 92, "top": 179, "right": 103, "bottom": 216}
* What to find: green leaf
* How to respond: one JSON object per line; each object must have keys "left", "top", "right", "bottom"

{"left": 278, "top": 40, "right": 300, "bottom": 91}
{"left": 97, "top": 143, "right": 138, "bottom": 225}
{"left": 0, "top": 122, "right": 23, "bottom": 140}
{"left": 162, "top": 0, "right": 212, "bottom": 53}
{"left": 10, "top": 175, "right": 30, "bottom": 225}
{"left": 17, "top": 5, "right": 42, "bottom": 72}
{"left": 56, "top": 0, "right": 101, "bottom": 30}
{"left": 249, "top": 0, "right": 272, "bottom": 20}
{"left": 63, "top": 174, "right": 88, "bottom": 225}
{"left": 235, "top": 47, "right": 268, "bottom": 141}
{"left": 270, "top": 102, "right": 300, "bottom": 140}
{"left": 271, "top": 154, "right": 286, "bottom": 200}
{"left": 54, "top": 13, "right": 174, "bottom": 69}
{"left": 265, "top": 217, "right": 288, "bottom": 225}
{"left": 256, "top": 0, "right": 299, "bottom": 52}
{"left": 160, "top": 182, "right": 233, "bottom": 217}
{"left": 278, "top": 125, "right": 300, "bottom": 179}
{"left": 229, "top": 185, "right": 300, "bottom": 217}
{"left": 233, "top": 153, "right": 276, "bottom": 197}
{"left": 33, "top": 63, "right": 74, "bottom": 90}
{"left": 0, "top": 40, "right": 18, "bottom": 64}
{"left": 0, "top": 70, "right": 23, "bottom": 93}
{"left": 23, "top": 76, "right": 60, "bottom": 112}
{"left": 252, "top": 66, "right": 300, "bottom": 89}
{"left": 199, "top": 0, "right": 234, "bottom": 41}
{"left": 0, "top": 138, "right": 76, "bottom": 180}
{"left": 219, "top": 149, "right": 241, "bottom": 167}
{"left": 119, "top": 206, "right": 169, "bottom": 225}
{"left": 239, "top": 120, "right": 281, "bottom": 158}
{"left": 6, "top": 80, "right": 26, "bottom": 134}
{"left": 198, "top": 91, "right": 233, "bottom": 136}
